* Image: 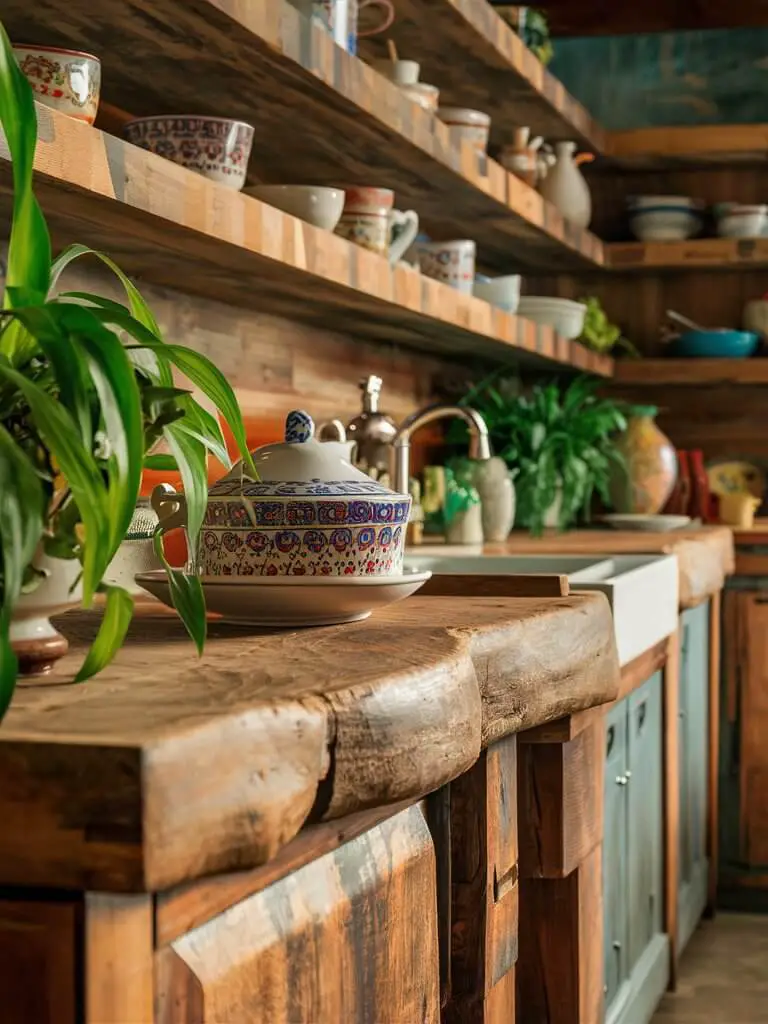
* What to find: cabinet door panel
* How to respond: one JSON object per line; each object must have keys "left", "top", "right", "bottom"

{"left": 739, "top": 594, "right": 768, "bottom": 866}
{"left": 627, "top": 671, "right": 664, "bottom": 971}
{"left": 603, "top": 701, "right": 628, "bottom": 1011}
{"left": 678, "top": 621, "right": 692, "bottom": 886}
{"left": 685, "top": 602, "right": 710, "bottom": 872}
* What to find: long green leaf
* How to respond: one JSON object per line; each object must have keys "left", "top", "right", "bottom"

{"left": 0, "top": 358, "right": 109, "bottom": 605}
{"left": 153, "top": 531, "right": 206, "bottom": 654}
{"left": 75, "top": 583, "right": 134, "bottom": 682}
{"left": 0, "top": 421, "right": 45, "bottom": 716}
{"left": 163, "top": 422, "right": 207, "bottom": 565}
{"left": 0, "top": 22, "right": 51, "bottom": 308}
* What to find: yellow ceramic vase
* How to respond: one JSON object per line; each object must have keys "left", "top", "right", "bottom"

{"left": 610, "top": 408, "right": 678, "bottom": 515}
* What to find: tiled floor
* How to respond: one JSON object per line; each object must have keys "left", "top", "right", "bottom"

{"left": 653, "top": 914, "right": 768, "bottom": 1023}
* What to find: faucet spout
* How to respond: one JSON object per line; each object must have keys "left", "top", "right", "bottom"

{"left": 391, "top": 403, "right": 491, "bottom": 496}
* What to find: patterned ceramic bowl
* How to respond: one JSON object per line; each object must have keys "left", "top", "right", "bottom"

{"left": 153, "top": 410, "right": 411, "bottom": 578}
{"left": 123, "top": 116, "right": 254, "bottom": 190}
{"left": 14, "top": 44, "right": 101, "bottom": 125}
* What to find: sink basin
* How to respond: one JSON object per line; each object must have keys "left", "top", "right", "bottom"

{"left": 405, "top": 552, "right": 679, "bottom": 666}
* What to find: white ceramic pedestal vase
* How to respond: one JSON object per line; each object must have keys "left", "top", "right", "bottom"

{"left": 474, "top": 457, "right": 516, "bottom": 542}
{"left": 539, "top": 141, "right": 592, "bottom": 229}
{"left": 11, "top": 552, "right": 82, "bottom": 676}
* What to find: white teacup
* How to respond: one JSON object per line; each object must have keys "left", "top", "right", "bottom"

{"left": 473, "top": 274, "right": 521, "bottom": 313}
{"left": 248, "top": 185, "right": 345, "bottom": 231}
{"left": 336, "top": 186, "right": 419, "bottom": 265}
{"left": 371, "top": 59, "right": 421, "bottom": 85}
{"left": 416, "top": 239, "right": 476, "bottom": 294}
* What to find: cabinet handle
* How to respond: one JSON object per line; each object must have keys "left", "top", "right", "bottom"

{"left": 615, "top": 775, "right": 628, "bottom": 786}
{"left": 606, "top": 725, "right": 615, "bottom": 757}
{"left": 679, "top": 709, "right": 687, "bottom": 719}
{"left": 613, "top": 940, "right": 622, "bottom": 950}
{"left": 624, "top": 770, "right": 632, "bottom": 782}
{"left": 638, "top": 702, "right": 647, "bottom": 729}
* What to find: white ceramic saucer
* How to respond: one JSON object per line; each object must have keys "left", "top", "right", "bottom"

{"left": 134, "top": 569, "right": 432, "bottom": 627}
{"left": 601, "top": 514, "right": 691, "bottom": 532}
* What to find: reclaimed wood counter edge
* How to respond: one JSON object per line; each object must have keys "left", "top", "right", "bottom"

{"left": 0, "top": 593, "right": 618, "bottom": 893}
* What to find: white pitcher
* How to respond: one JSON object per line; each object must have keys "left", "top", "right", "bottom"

{"left": 539, "top": 140, "right": 592, "bottom": 229}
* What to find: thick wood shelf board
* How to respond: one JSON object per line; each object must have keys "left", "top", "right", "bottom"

{"left": 0, "top": 0, "right": 603, "bottom": 273}
{"left": 605, "top": 124, "right": 768, "bottom": 170}
{"left": 613, "top": 359, "right": 768, "bottom": 386}
{"left": 358, "top": 0, "right": 606, "bottom": 152}
{"left": 607, "top": 238, "right": 768, "bottom": 272}
{"left": 2, "top": 105, "right": 611, "bottom": 376}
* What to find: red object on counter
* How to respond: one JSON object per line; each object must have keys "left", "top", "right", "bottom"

{"left": 689, "top": 449, "right": 711, "bottom": 522}
{"left": 665, "top": 449, "right": 691, "bottom": 515}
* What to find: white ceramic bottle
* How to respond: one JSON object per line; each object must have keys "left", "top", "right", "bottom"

{"left": 539, "top": 140, "right": 592, "bottom": 229}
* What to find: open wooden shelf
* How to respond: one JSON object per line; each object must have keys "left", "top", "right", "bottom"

{"left": 7, "top": 105, "right": 611, "bottom": 377}
{"left": 607, "top": 238, "right": 768, "bottom": 272}
{"left": 605, "top": 124, "right": 768, "bottom": 170}
{"left": 358, "top": 0, "right": 606, "bottom": 152}
{"left": 613, "top": 360, "right": 768, "bottom": 386}
{"left": 0, "top": 0, "right": 604, "bottom": 273}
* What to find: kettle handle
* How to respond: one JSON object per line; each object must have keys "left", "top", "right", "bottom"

{"left": 151, "top": 483, "right": 188, "bottom": 531}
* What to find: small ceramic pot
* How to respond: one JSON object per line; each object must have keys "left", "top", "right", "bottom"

{"left": 437, "top": 107, "right": 491, "bottom": 154}
{"left": 248, "top": 185, "right": 345, "bottom": 231}
{"left": 473, "top": 274, "right": 521, "bottom": 313}
{"left": 153, "top": 410, "right": 412, "bottom": 578}
{"left": 743, "top": 298, "right": 768, "bottom": 339}
{"left": 474, "top": 457, "right": 516, "bottom": 542}
{"left": 335, "top": 187, "right": 419, "bottom": 264}
{"left": 371, "top": 59, "right": 420, "bottom": 85}
{"left": 104, "top": 499, "right": 163, "bottom": 595}
{"left": 14, "top": 44, "right": 101, "bottom": 125}
{"left": 719, "top": 493, "right": 761, "bottom": 529}
{"left": 416, "top": 239, "right": 476, "bottom": 294}
{"left": 402, "top": 82, "right": 440, "bottom": 112}
{"left": 123, "top": 116, "right": 255, "bottom": 190}
{"left": 11, "top": 552, "right": 82, "bottom": 676}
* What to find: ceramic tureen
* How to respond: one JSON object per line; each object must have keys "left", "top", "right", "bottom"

{"left": 153, "top": 410, "right": 411, "bottom": 577}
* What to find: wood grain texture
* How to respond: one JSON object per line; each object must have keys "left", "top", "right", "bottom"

{"left": 418, "top": 572, "right": 569, "bottom": 598}
{"left": 446, "top": 734, "right": 518, "bottom": 1024}
{"left": 517, "top": 843, "right": 604, "bottom": 1024}
{"left": 154, "top": 803, "right": 440, "bottom": 1024}
{"left": 0, "top": 593, "right": 617, "bottom": 892}
{"left": 0, "top": 1, "right": 605, "bottom": 271}
{"left": 616, "top": 639, "right": 669, "bottom": 704}
{"left": 663, "top": 630, "right": 682, "bottom": 986}
{"left": 489, "top": 527, "right": 735, "bottom": 608}
{"left": 519, "top": 703, "right": 604, "bottom": 744}
{"left": 85, "top": 893, "right": 153, "bottom": 1024}
{"left": 614, "top": 359, "right": 768, "bottom": 387}
{"left": 358, "top": 0, "right": 606, "bottom": 152}
{"left": 608, "top": 238, "right": 768, "bottom": 271}
{"left": 606, "top": 124, "right": 768, "bottom": 170}
{"left": 0, "top": 105, "right": 610, "bottom": 376}
{"left": 0, "top": 898, "right": 79, "bottom": 1024}
{"left": 737, "top": 593, "right": 768, "bottom": 867}
{"left": 706, "top": 590, "right": 721, "bottom": 915}
{"left": 518, "top": 720, "right": 605, "bottom": 879}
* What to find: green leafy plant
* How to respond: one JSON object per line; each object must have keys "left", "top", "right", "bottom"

{"left": 0, "top": 21, "right": 256, "bottom": 718}
{"left": 522, "top": 8, "right": 554, "bottom": 65}
{"left": 452, "top": 371, "right": 628, "bottom": 536}
{"left": 578, "top": 296, "right": 640, "bottom": 357}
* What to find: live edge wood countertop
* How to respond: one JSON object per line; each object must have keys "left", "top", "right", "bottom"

{"left": 487, "top": 525, "right": 734, "bottom": 608}
{"left": 0, "top": 593, "right": 618, "bottom": 895}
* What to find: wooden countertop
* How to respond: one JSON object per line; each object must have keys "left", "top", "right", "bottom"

{"left": 733, "top": 519, "right": 768, "bottom": 547}
{"left": 485, "top": 525, "right": 734, "bottom": 609}
{"left": 0, "top": 593, "right": 618, "bottom": 893}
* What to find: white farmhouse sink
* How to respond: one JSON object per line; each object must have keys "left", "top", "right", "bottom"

{"left": 405, "top": 552, "right": 679, "bottom": 666}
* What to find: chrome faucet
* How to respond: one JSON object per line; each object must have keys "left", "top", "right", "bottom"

{"left": 391, "top": 403, "right": 492, "bottom": 495}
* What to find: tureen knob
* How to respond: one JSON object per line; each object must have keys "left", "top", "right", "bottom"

{"left": 284, "top": 409, "right": 315, "bottom": 444}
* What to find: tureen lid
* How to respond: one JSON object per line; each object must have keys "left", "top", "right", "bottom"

{"left": 209, "top": 410, "right": 407, "bottom": 499}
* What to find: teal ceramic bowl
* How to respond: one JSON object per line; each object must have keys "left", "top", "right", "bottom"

{"left": 670, "top": 329, "right": 759, "bottom": 359}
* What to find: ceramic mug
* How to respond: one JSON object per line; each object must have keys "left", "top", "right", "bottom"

{"left": 297, "top": 0, "right": 394, "bottom": 53}
{"left": 416, "top": 239, "right": 476, "bottom": 294}
{"left": 335, "top": 187, "right": 419, "bottom": 265}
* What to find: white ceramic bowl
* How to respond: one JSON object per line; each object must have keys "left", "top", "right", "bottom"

{"left": 249, "top": 185, "right": 346, "bottom": 231}
{"left": 437, "top": 107, "right": 491, "bottom": 153}
{"left": 716, "top": 207, "right": 767, "bottom": 238}
{"left": 629, "top": 209, "right": 702, "bottom": 242}
{"left": 14, "top": 44, "right": 101, "bottom": 125}
{"left": 517, "top": 296, "right": 586, "bottom": 339}
{"left": 628, "top": 195, "right": 701, "bottom": 210}
{"left": 370, "top": 59, "right": 421, "bottom": 85}
{"left": 124, "top": 116, "right": 254, "bottom": 190}
{"left": 473, "top": 274, "right": 521, "bottom": 312}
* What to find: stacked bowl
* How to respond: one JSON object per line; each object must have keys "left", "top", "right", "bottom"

{"left": 627, "top": 196, "right": 703, "bottom": 242}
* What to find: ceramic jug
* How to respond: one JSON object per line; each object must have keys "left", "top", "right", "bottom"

{"left": 539, "top": 140, "right": 592, "bottom": 228}
{"left": 474, "top": 456, "right": 516, "bottom": 541}
{"left": 609, "top": 408, "right": 678, "bottom": 515}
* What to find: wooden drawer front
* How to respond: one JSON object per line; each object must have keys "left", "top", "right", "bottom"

{"left": 155, "top": 804, "right": 439, "bottom": 1024}
{"left": 519, "top": 720, "right": 605, "bottom": 879}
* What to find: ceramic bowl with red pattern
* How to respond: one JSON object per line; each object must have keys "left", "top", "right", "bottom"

{"left": 14, "top": 44, "right": 101, "bottom": 125}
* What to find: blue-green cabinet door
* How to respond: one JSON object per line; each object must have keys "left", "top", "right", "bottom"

{"left": 604, "top": 699, "right": 629, "bottom": 1013}
{"left": 678, "top": 620, "right": 692, "bottom": 888}
{"left": 627, "top": 671, "right": 664, "bottom": 969}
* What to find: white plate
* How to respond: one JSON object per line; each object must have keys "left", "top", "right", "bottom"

{"left": 601, "top": 514, "right": 691, "bottom": 532}
{"left": 134, "top": 569, "right": 432, "bottom": 627}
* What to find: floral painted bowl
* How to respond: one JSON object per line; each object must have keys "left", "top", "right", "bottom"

{"left": 14, "top": 44, "right": 101, "bottom": 125}
{"left": 123, "top": 116, "right": 254, "bottom": 190}
{"left": 152, "top": 410, "right": 411, "bottom": 578}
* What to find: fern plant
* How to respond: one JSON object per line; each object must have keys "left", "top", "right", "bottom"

{"left": 0, "top": 21, "right": 255, "bottom": 719}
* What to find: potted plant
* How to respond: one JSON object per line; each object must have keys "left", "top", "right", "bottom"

{"left": 0, "top": 22, "right": 256, "bottom": 720}
{"left": 453, "top": 371, "right": 629, "bottom": 536}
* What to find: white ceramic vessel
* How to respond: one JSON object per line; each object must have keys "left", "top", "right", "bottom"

{"left": 416, "top": 239, "right": 476, "bottom": 293}
{"left": 153, "top": 410, "right": 411, "bottom": 578}
{"left": 517, "top": 296, "right": 586, "bottom": 339}
{"left": 11, "top": 552, "right": 82, "bottom": 675}
{"left": 716, "top": 206, "right": 767, "bottom": 238}
{"left": 538, "top": 141, "right": 592, "bottom": 228}
{"left": 437, "top": 107, "right": 491, "bottom": 154}
{"left": 248, "top": 185, "right": 345, "bottom": 231}
{"left": 473, "top": 274, "right": 521, "bottom": 312}
{"left": 628, "top": 208, "right": 702, "bottom": 242}
{"left": 600, "top": 514, "right": 691, "bottom": 532}
{"left": 136, "top": 569, "right": 431, "bottom": 627}
{"left": 370, "top": 58, "right": 420, "bottom": 85}
{"left": 14, "top": 44, "right": 101, "bottom": 125}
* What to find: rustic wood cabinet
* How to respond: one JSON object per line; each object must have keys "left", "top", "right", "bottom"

{"left": 604, "top": 671, "right": 668, "bottom": 1024}
{"left": 677, "top": 601, "right": 710, "bottom": 953}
